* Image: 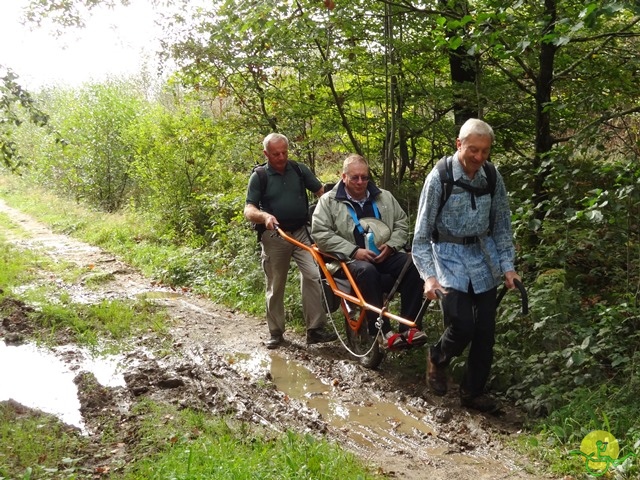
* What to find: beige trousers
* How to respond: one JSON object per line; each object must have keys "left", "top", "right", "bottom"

{"left": 260, "top": 227, "right": 326, "bottom": 336}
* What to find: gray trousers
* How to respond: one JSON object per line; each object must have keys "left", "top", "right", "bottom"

{"left": 260, "top": 227, "right": 326, "bottom": 336}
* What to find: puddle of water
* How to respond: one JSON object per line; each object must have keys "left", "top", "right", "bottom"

{"left": 0, "top": 341, "right": 125, "bottom": 430}
{"left": 236, "top": 354, "right": 436, "bottom": 449}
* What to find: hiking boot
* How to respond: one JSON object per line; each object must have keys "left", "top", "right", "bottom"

{"left": 460, "top": 392, "right": 502, "bottom": 413}
{"left": 427, "top": 348, "right": 447, "bottom": 396}
{"left": 266, "top": 334, "right": 284, "bottom": 350}
{"left": 306, "top": 328, "right": 338, "bottom": 345}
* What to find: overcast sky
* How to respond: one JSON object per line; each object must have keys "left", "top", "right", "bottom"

{"left": 0, "top": 0, "right": 165, "bottom": 90}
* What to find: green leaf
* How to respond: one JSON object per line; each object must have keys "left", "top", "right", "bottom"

{"left": 585, "top": 210, "right": 604, "bottom": 222}
{"left": 448, "top": 36, "right": 463, "bottom": 50}
{"left": 580, "top": 336, "right": 590, "bottom": 349}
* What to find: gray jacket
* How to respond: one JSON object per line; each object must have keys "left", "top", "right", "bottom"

{"left": 311, "top": 181, "right": 409, "bottom": 258}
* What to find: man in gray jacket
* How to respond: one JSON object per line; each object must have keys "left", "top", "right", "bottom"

{"left": 311, "top": 154, "right": 427, "bottom": 349}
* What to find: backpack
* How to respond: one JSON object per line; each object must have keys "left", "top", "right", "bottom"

{"left": 250, "top": 160, "right": 308, "bottom": 242}
{"left": 433, "top": 156, "right": 497, "bottom": 240}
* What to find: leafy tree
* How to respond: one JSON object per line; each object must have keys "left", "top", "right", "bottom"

{"left": 426, "top": 0, "right": 640, "bottom": 237}
{"left": 23, "top": 81, "right": 145, "bottom": 212}
{"left": 0, "top": 67, "right": 51, "bottom": 170}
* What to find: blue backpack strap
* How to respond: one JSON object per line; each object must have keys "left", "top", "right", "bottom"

{"left": 371, "top": 201, "right": 380, "bottom": 219}
{"left": 346, "top": 204, "right": 365, "bottom": 234}
{"left": 346, "top": 200, "right": 380, "bottom": 232}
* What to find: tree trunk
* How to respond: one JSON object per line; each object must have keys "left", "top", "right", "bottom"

{"left": 444, "top": 0, "right": 479, "bottom": 129}
{"left": 530, "top": 0, "right": 558, "bottom": 245}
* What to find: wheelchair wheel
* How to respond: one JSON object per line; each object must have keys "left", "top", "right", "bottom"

{"left": 344, "top": 311, "right": 385, "bottom": 369}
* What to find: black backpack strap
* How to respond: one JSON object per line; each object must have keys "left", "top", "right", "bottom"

{"left": 435, "top": 156, "right": 453, "bottom": 220}
{"left": 253, "top": 163, "right": 269, "bottom": 211}
{"left": 254, "top": 160, "right": 308, "bottom": 211}
{"left": 434, "top": 157, "right": 497, "bottom": 242}
{"left": 288, "top": 160, "right": 309, "bottom": 211}
{"left": 483, "top": 161, "right": 496, "bottom": 198}
{"left": 437, "top": 157, "right": 496, "bottom": 211}
{"left": 483, "top": 161, "right": 497, "bottom": 233}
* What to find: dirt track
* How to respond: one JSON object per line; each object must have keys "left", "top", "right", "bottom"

{"left": 0, "top": 198, "right": 555, "bottom": 479}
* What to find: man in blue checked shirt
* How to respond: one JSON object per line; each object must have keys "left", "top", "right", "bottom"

{"left": 413, "top": 118, "right": 521, "bottom": 413}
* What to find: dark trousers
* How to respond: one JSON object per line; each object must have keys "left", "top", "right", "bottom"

{"left": 346, "top": 252, "right": 424, "bottom": 335}
{"left": 431, "top": 284, "right": 497, "bottom": 397}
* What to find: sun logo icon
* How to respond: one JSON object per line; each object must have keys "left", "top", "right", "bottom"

{"left": 569, "top": 430, "right": 637, "bottom": 476}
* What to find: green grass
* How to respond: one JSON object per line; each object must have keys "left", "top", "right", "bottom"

{"left": 26, "top": 297, "right": 170, "bottom": 348}
{"left": 0, "top": 402, "right": 92, "bottom": 479}
{"left": 121, "top": 400, "right": 380, "bottom": 480}
{"left": 0, "top": 228, "right": 171, "bottom": 350}
{"left": 0, "top": 399, "right": 381, "bottom": 480}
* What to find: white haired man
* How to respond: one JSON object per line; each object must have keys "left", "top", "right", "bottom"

{"left": 244, "top": 133, "right": 337, "bottom": 349}
{"left": 413, "top": 118, "right": 521, "bottom": 412}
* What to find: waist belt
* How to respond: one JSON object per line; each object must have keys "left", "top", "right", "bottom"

{"left": 435, "top": 230, "right": 490, "bottom": 245}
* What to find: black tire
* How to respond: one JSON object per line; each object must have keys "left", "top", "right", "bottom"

{"left": 344, "top": 309, "right": 385, "bottom": 369}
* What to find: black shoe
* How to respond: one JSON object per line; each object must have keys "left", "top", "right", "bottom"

{"left": 306, "top": 328, "right": 338, "bottom": 345}
{"left": 460, "top": 393, "right": 502, "bottom": 413}
{"left": 427, "top": 348, "right": 447, "bottom": 396}
{"left": 266, "top": 334, "right": 284, "bottom": 349}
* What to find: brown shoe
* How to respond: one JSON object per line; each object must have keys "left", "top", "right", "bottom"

{"left": 427, "top": 348, "right": 447, "bottom": 396}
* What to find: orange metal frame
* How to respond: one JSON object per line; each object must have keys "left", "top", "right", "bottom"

{"left": 274, "top": 227, "right": 417, "bottom": 333}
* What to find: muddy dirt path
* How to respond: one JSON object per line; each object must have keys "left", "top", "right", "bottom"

{"left": 0, "top": 199, "right": 554, "bottom": 479}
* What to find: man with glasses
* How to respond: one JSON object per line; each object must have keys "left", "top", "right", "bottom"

{"left": 311, "top": 154, "right": 427, "bottom": 349}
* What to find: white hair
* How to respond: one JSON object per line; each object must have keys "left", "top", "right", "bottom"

{"left": 263, "top": 133, "right": 289, "bottom": 150}
{"left": 458, "top": 118, "right": 495, "bottom": 142}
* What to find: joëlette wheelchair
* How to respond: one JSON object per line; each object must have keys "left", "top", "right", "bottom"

{"left": 275, "top": 226, "right": 427, "bottom": 369}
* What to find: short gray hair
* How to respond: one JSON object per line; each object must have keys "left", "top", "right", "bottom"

{"left": 458, "top": 119, "right": 495, "bottom": 143}
{"left": 263, "top": 133, "right": 289, "bottom": 150}
{"left": 342, "top": 154, "right": 368, "bottom": 173}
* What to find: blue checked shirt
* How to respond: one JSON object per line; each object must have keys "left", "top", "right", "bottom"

{"left": 412, "top": 153, "right": 516, "bottom": 294}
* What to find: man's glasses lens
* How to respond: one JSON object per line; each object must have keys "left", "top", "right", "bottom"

{"left": 349, "top": 175, "right": 369, "bottom": 182}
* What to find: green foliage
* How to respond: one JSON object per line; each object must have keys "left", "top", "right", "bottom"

{"left": 31, "top": 82, "right": 146, "bottom": 212}
{"left": 0, "top": 68, "right": 51, "bottom": 171}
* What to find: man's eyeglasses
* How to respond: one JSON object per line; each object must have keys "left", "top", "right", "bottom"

{"left": 348, "top": 175, "right": 369, "bottom": 182}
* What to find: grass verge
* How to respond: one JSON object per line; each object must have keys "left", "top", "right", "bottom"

{"left": 1, "top": 399, "right": 381, "bottom": 480}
